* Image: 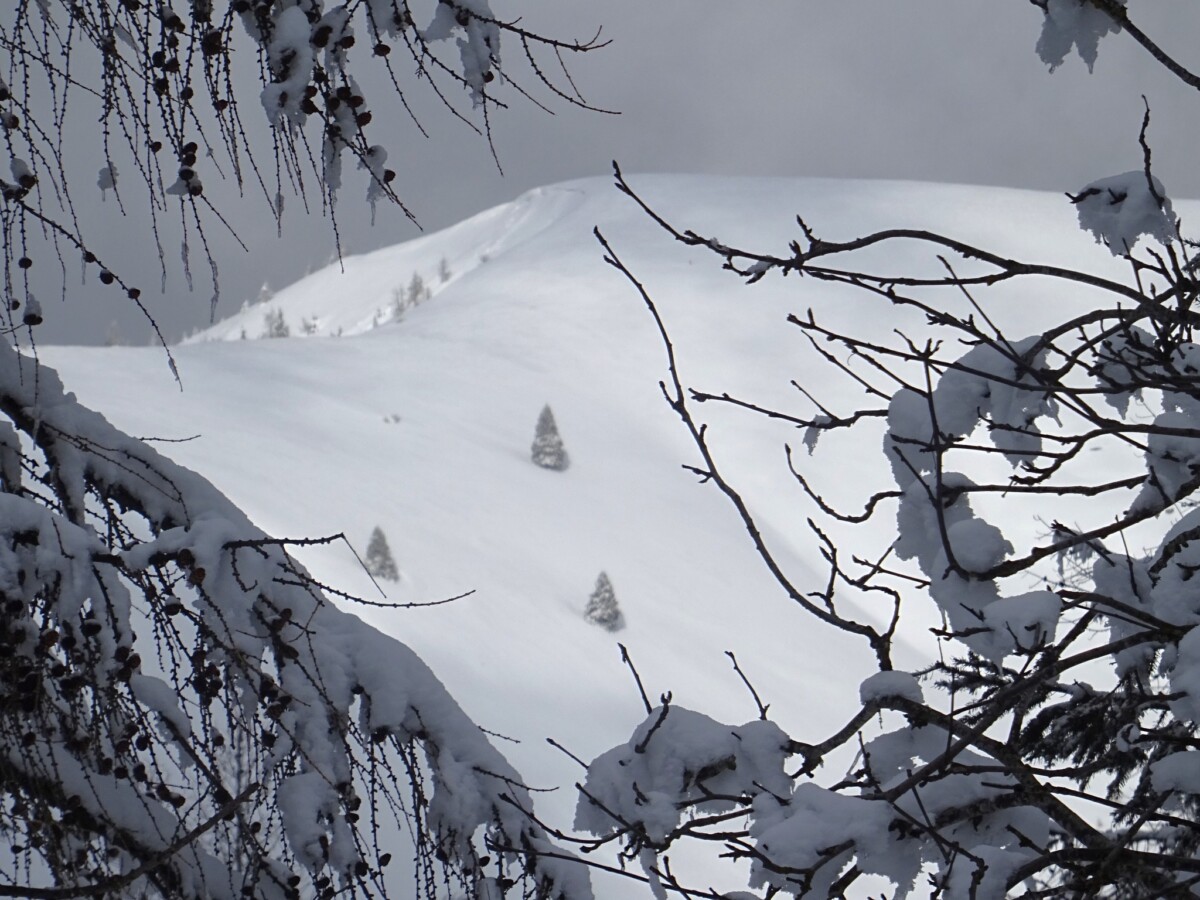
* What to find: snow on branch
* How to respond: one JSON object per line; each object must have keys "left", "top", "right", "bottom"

{"left": 1070, "top": 170, "right": 1176, "bottom": 256}
{"left": 583, "top": 141, "right": 1200, "bottom": 895}
{"left": 1035, "top": 0, "right": 1125, "bottom": 72}
{"left": 0, "top": 343, "right": 590, "bottom": 899}
{"left": 0, "top": 0, "right": 610, "bottom": 347}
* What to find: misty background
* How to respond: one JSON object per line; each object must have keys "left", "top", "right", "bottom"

{"left": 27, "top": 1, "right": 1200, "bottom": 346}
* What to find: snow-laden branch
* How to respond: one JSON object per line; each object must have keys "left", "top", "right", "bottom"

{"left": 580, "top": 132, "right": 1200, "bottom": 895}
{"left": 0, "top": 0, "right": 608, "bottom": 350}
{"left": 0, "top": 342, "right": 591, "bottom": 899}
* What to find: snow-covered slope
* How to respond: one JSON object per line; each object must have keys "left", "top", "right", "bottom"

{"left": 39, "top": 173, "right": 1171, "bottom": 893}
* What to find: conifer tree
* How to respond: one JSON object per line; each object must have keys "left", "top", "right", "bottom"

{"left": 262, "top": 308, "right": 289, "bottom": 339}
{"left": 364, "top": 526, "right": 399, "bottom": 582}
{"left": 584, "top": 571, "right": 623, "bottom": 632}
{"left": 531, "top": 404, "right": 570, "bottom": 471}
{"left": 407, "top": 272, "right": 431, "bottom": 306}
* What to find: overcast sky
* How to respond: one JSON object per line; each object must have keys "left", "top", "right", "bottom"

{"left": 28, "top": 1, "right": 1200, "bottom": 345}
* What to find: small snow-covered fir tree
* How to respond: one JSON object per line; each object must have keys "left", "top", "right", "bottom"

{"left": 262, "top": 307, "right": 289, "bottom": 338}
{"left": 407, "top": 271, "right": 432, "bottom": 306}
{"left": 364, "top": 526, "right": 399, "bottom": 581}
{"left": 584, "top": 571, "right": 623, "bottom": 632}
{"left": 531, "top": 404, "right": 570, "bottom": 470}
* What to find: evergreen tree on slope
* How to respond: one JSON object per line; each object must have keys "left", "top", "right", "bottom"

{"left": 262, "top": 307, "right": 289, "bottom": 339}
{"left": 584, "top": 572, "right": 623, "bottom": 632}
{"left": 531, "top": 404, "right": 570, "bottom": 471}
{"left": 364, "top": 526, "right": 399, "bottom": 582}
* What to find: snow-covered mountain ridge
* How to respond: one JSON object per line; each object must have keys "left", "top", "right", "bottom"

{"left": 38, "top": 173, "right": 1182, "bottom": 891}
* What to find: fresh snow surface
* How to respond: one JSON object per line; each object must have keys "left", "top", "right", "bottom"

{"left": 39, "top": 172, "right": 1196, "bottom": 896}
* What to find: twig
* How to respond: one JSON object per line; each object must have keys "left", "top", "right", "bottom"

{"left": 0, "top": 782, "right": 261, "bottom": 899}
{"left": 619, "top": 642, "right": 653, "bottom": 715}
{"left": 725, "top": 650, "right": 769, "bottom": 720}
